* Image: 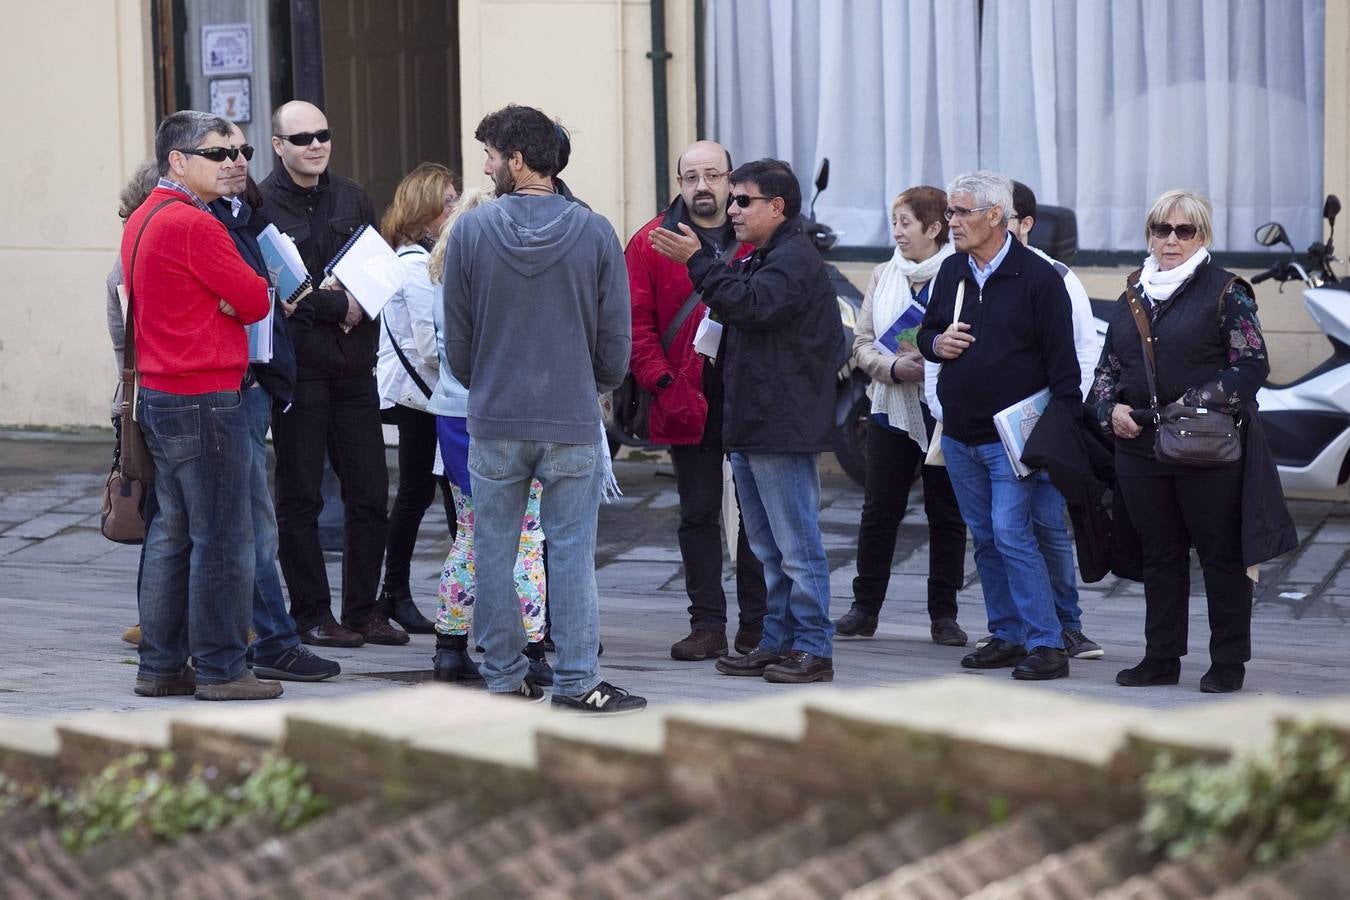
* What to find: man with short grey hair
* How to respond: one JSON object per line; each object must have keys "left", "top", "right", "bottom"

{"left": 917, "top": 170, "right": 1081, "bottom": 682}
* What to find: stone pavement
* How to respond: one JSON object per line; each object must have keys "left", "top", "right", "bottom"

{"left": 2, "top": 430, "right": 1349, "bottom": 719}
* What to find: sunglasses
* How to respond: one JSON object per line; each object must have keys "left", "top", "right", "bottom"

{"left": 275, "top": 129, "right": 332, "bottom": 146}
{"left": 177, "top": 145, "right": 254, "bottom": 163}
{"left": 1149, "top": 222, "right": 1200, "bottom": 240}
{"left": 727, "top": 194, "right": 774, "bottom": 209}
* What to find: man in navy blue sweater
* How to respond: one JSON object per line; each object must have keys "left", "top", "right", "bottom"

{"left": 917, "top": 171, "right": 1081, "bottom": 681}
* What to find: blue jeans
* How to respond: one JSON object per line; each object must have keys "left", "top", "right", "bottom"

{"left": 1032, "top": 473, "right": 1082, "bottom": 631}
{"left": 469, "top": 437, "right": 601, "bottom": 696}
{"left": 941, "top": 436, "right": 1061, "bottom": 651}
{"left": 137, "top": 388, "right": 254, "bottom": 685}
{"left": 243, "top": 386, "right": 301, "bottom": 659}
{"left": 729, "top": 452, "right": 834, "bottom": 658}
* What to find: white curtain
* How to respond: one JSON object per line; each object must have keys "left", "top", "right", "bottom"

{"left": 705, "top": 0, "right": 1324, "bottom": 252}
{"left": 704, "top": 0, "right": 980, "bottom": 247}
{"left": 981, "top": 0, "right": 1325, "bottom": 252}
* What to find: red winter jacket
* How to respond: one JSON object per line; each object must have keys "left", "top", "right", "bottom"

{"left": 624, "top": 200, "right": 752, "bottom": 445}
{"left": 121, "top": 187, "right": 271, "bottom": 394}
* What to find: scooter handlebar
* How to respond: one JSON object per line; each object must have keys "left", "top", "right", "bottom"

{"left": 1251, "top": 268, "right": 1277, "bottom": 284}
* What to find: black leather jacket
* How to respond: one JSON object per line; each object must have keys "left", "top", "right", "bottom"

{"left": 259, "top": 167, "right": 378, "bottom": 379}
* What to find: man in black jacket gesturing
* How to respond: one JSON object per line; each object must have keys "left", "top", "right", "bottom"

{"left": 651, "top": 159, "right": 842, "bottom": 684}
{"left": 260, "top": 100, "right": 404, "bottom": 649}
{"left": 918, "top": 170, "right": 1081, "bottom": 681}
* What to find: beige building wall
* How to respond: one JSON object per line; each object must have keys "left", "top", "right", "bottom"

{"left": 0, "top": 1, "right": 154, "bottom": 429}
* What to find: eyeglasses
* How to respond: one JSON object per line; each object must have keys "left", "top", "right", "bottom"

{"left": 677, "top": 170, "right": 728, "bottom": 187}
{"left": 1149, "top": 222, "right": 1200, "bottom": 241}
{"left": 943, "top": 205, "right": 994, "bottom": 222}
{"left": 727, "top": 194, "right": 774, "bottom": 209}
{"left": 275, "top": 129, "right": 332, "bottom": 146}
{"left": 177, "top": 145, "right": 254, "bottom": 163}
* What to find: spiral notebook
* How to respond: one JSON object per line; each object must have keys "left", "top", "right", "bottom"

{"left": 325, "top": 224, "right": 405, "bottom": 318}
{"left": 256, "top": 224, "right": 311, "bottom": 303}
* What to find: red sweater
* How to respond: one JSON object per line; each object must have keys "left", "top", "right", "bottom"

{"left": 120, "top": 187, "right": 271, "bottom": 394}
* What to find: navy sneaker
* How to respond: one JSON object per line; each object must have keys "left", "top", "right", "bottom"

{"left": 252, "top": 645, "right": 340, "bottom": 682}
{"left": 551, "top": 681, "right": 646, "bottom": 714}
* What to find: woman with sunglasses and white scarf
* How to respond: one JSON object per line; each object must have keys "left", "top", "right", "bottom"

{"left": 835, "top": 186, "right": 970, "bottom": 647}
{"left": 1092, "top": 189, "right": 1271, "bottom": 694}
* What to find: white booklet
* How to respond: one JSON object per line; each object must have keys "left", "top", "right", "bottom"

{"left": 992, "top": 387, "right": 1052, "bottom": 479}
{"left": 246, "top": 288, "right": 276, "bottom": 364}
{"left": 693, "top": 314, "right": 723, "bottom": 360}
{"left": 325, "top": 225, "right": 405, "bottom": 318}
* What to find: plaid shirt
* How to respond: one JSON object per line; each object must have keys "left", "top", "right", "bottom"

{"left": 157, "top": 177, "right": 210, "bottom": 212}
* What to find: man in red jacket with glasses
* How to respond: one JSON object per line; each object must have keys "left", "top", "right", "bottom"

{"left": 624, "top": 140, "right": 766, "bottom": 662}
{"left": 122, "top": 110, "right": 278, "bottom": 701}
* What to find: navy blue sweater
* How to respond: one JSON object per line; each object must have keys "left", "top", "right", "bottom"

{"left": 917, "top": 238, "right": 1080, "bottom": 445}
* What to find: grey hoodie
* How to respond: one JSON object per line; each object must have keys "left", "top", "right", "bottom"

{"left": 443, "top": 193, "right": 631, "bottom": 444}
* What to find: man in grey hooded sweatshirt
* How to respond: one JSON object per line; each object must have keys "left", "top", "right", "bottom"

{"left": 443, "top": 104, "right": 644, "bottom": 713}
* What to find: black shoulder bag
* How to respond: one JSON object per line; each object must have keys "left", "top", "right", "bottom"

{"left": 1123, "top": 281, "right": 1241, "bottom": 467}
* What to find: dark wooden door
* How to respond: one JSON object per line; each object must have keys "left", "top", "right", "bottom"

{"left": 321, "top": 0, "right": 460, "bottom": 216}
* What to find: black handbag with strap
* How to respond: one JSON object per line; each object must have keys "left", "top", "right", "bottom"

{"left": 1123, "top": 280, "right": 1242, "bottom": 468}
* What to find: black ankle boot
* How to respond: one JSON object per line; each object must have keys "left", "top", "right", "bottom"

{"left": 433, "top": 634, "right": 483, "bottom": 683}
{"left": 1115, "top": 657, "right": 1181, "bottom": 687}
{"left": 524, "top": 640, "right": 554, "bottom": 685}
{"left": 381, "top": 586, "right": 435, "bottom": 634}
{"left": 835, "top": 605, "right": 879, "bottom": 638}
{"left": 1200, "top": 662, "right": 1245, "bottom": 693}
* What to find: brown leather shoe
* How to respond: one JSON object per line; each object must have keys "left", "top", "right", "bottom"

{"left": 298, "top": 620, "right": 365, "bottom": 648}
{"left": 352, "top": 617, "right": 410, "bottom": 646}
{"left": 763, "top": 650, "right": 834, "bottom": 684}
{"left": 715, "top": 647, "right": 787, "bottom": 677}
{"left": 670, "top": 629, "right": 728, "bottom": 661}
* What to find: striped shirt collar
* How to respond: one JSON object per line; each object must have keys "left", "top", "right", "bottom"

{"left": 156, "top": 177, "right": 211, "bottom": 212}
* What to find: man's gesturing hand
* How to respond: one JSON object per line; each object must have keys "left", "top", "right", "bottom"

{"left": 649, "top": 223, "right": 702, "bottom": 264}
{"left": 933, "top": 322, "right": 974, "bottom": 360}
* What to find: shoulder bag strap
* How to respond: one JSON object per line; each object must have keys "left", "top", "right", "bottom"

{"left": 660, "top": 242, "right": 740, "bottom": 352}
{"left": 381, "top": 246, "right": 435, "bottom": 399}
{"left": 1123, "top": 281, "right": 1160, "bottom": 409}
{"left": 123, "top": 197, "right": 183, "bottom": 414}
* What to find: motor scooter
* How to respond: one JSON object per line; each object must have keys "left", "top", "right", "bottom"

{"left": 1248, "top": 195, "right": 1350, "bottom": 492}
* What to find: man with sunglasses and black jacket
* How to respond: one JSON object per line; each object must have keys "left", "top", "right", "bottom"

{"left": 260, "top": 100, "right": 405, "bottom": 650}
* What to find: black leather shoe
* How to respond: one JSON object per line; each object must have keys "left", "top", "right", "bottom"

{"left": 835, "top": 605, "right": 879, "bottom": 638}
{"left": 930, "top": 618, "right": 969, "bottom": 647}
{"left": 381, "top": 588, "right": 436, "bottom": 634}
{"left": 432, "top": 647, "right": 484, "bottom": 683}
{"left": 715, "top": 647, "right": 787, "bottom": 677}
{"left": 1116, "top": 657, "right": 1180, "bottom": 687}
{"left": 1012, "top": 646, "right": 1070, "bottom": 680}
{"left": 960, "top": 638, "right": 1027, "bottom": 669}
{"left": 733, "top": 626, "right": 762, "bottom": 656}
{"left": 763, "top": 650, "right": 834, "bottom": 684}
{"left": 1200, "top": 662, "right": 1245, "bottom": 693}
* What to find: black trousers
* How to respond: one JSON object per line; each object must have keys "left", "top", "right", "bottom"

{"left": 852, "top": 417, "right": 967, "bottom": 622}
{"left": 669, "top": 443, "right": 767, "bottom": 631}
{"left": 273, "top": 374, "right": 389, "bottom": 631}
{"left": 381, "top": 404, "right": 455, "bottom": 594}
{"left": 1116, "top": 451, "right": 1251, "bottom": 664}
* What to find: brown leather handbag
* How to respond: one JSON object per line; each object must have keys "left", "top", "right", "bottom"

{"left": 100, "top": 197, "right": 179, "bottom": 543}
{"left": 1124, "top": 282, "right": 1241, "bottom": 468}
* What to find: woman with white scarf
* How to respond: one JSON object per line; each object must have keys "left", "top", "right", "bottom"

{"left": 1091, "top": 189, "right": 1272, "bottom": 694}
{"left": 835, "top": 187, "right": 970, "bottom": 646}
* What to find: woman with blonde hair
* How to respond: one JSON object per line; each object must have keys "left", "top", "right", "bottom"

{"left": 374, "top": 163, "right": 459, "bottom": 634}
{"left": 425, "top": 185, "right": 551, "bottom": 684}
{"left": 1093, "top": 188, "right": 1290, "bottom": 693}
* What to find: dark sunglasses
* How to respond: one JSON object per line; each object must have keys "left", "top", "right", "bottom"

{"left": 1149, "top": 222, "right": 1199, "bottom": 240}
{"left": 275, "top": 129, "right": 332, "bottom": 146}
{"left": 727, "top": 194, "right": 774, "bottom": 209}
{"left": 177, "top": 145, "right": 254, "bottom": 163}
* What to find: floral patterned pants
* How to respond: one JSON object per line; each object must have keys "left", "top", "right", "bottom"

{"left": 435, "top": 480, "right": 546, "bottom": 640}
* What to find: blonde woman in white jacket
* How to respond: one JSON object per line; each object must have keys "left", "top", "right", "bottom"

{"left": 375, "top": 163, "right": 459, "bottom": 634}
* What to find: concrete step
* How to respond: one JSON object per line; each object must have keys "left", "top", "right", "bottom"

{"left": 1091, "top": 841, "right": 1249, "bottom": 899}
{"left": 965, "top": 822, "right": 1150, "bottom": 899}
{"left": 0, "top": 827, "right": 94, "bottom": 899}
{"left": 724, "top": 811, "right": 967, "bottom": 900}
{"left": 1209, "top": 831, "right": 1350, "bottom": 899}
{"left": 843, "top": 806, "right": 1088, "bottom": 899}
{"left": 0, "top": 718, "right": 60, "bottom": 783}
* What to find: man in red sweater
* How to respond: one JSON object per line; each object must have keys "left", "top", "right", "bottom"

{"left": 122, "top": 111, "right": 278, "bottom": 701}
{"left": 624, "top": 140, "right": 766, "bottom": 662}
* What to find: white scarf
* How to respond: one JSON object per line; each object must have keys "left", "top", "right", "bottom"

{"left": 1140, "top": 246, "right": 1210, "bottom": 304}
{"left": 868, "top": 242, "right": 955, "bottom": 450}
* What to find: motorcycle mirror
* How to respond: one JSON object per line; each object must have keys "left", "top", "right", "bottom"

{"left": 1325, "top": 195, "right": 1341, "bottom": 225}
{"left": 1254, "top": 222, "right": 1290, "bottom": 248}
{"left": 815, "top": 159, "right": 830, "bottom": 194}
